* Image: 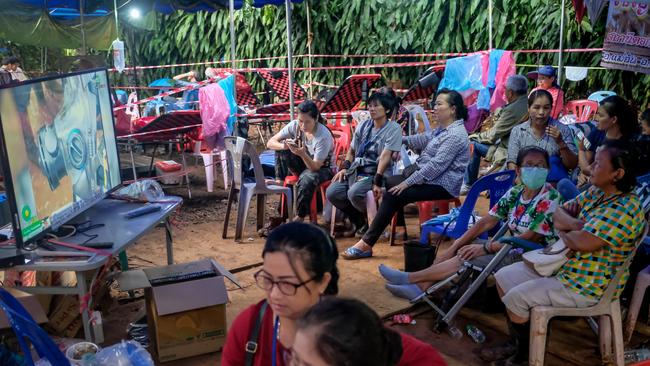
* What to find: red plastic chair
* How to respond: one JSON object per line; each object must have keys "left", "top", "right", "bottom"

{"left": 281, "top": 132, "right": 345, "bottom": 222}
{"left": 388, "top": 198, "right": 462, "bottom": 245}
{"left": 563, "top": 99, "right": 598, "bottom": 123}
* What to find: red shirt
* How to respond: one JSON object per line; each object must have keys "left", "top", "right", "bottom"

{"left": 398, "top": 333, "right": 447, "bottom": 366}
{"left": 222, "top": 301, "right": 287, "bottom": 366}
{"left": 222, "top": 301, "right": 447, "bottom": 366}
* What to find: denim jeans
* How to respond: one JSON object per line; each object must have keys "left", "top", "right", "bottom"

{"left": 464, "top": 141, "right": 491, "bottom": 186}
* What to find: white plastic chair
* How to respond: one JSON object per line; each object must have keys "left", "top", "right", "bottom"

{"left": 624, "top": 263, "right": 650, "bottom": 343}
{"left": 222, "top": 137, "right": 293, "bottom": 241}
{"left": 529, "top": 226, "right": 648, "bottom": 366}
{"left": 192, "top": 140, "right": 229, "bottom": 192}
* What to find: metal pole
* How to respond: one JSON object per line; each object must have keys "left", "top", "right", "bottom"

{"left": 306, "top": 0, "right": 313, "bottom": 96}
{"left": 113, "top": 0, "right": 119, "bottom": 36}
{"left": 488, "top": 0, "right": 493, "bottom": 49}
{"left": 558, "top": 0, "right": 566, "bottom": 84}
{"left": 229, "top": 0, "right": 238, "bottom": 104}
{"left": 80, "top": 0, "right": 87, "bottom": 55}
{"left": 285, "top": 0, "right": 296, "bottom": 121}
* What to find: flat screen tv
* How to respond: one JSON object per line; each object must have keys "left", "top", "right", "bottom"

{"left": 0, "top": 68, "right": 122, "bottom": 247}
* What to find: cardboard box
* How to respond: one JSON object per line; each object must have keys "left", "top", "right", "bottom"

{"left": 0, "top": 288, "right": 48, "bottom": 329}
{"left": 116, "top": 259, "right": 239, "bottom": 363}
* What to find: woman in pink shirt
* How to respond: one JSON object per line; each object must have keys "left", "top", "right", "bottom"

{"left": 528, "top": 65, "right": 565, "bottom": 119}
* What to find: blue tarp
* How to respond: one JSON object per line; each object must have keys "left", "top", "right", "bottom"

{"left": 13, "top": 0, "right": 303, "bottom": 19}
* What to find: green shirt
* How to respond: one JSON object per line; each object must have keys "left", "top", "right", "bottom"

{"left": 556, "top": 186, "right": 645, "bottom": 300}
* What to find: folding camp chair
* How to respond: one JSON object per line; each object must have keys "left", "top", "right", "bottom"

{"left": 410, "top": 224, "right": 520, "bottom": 331}
{"left": 420, "top": 170, "right": 516, "bottom": 243}
{"left": 401, "top": 67, "right": 442, "bottom": 104}
{"left": 257, "top": 70, "right": 307, "bottom": 102}
{"left": 318, "top": 74, "right": 382, "bottom": 113}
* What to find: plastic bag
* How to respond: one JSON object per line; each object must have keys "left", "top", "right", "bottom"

{"left": 114, "top": 180, "right": 164, "bottom": 202}
{"left": 94, "top": 341, "right": 154, "bottom": 366}
{"left": 112, "top": 39, "right": 125, "bottom": 73}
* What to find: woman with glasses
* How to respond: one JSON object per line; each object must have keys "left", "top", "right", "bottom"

{"left": 378, "top": 147, "right": 562, "bottom": 300}
{"left": 221, "top": 222, "right": 339, "bottom": 366}
{"left": 288, "top": 297, "right": 446, "bottom": 366}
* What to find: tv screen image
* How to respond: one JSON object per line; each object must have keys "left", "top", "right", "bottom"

{"left": 0, "top": 69, "right": 121, "bottom": 245}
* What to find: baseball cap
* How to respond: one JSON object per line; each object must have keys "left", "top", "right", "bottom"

{"left": 526, "top": 65, "right": 557, "bottom": 79}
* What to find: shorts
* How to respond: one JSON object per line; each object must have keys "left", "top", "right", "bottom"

{"left": 494, "top": 262, "right": 598, "bottom": 319}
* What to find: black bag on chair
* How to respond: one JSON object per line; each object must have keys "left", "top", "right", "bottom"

{"left": 403, "top": 240, "right": 436, "bottom": 272}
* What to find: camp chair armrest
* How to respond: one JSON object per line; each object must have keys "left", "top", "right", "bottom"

{"left": 498, "top": 236, "right": 543, "bottom": 251}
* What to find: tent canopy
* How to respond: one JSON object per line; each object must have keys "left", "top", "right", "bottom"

{"left": 0, "top": 0, "right": 303, "bottom": 49}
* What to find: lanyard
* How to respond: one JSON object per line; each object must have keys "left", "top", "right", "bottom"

{"left": 271, "top": 316, "right": 280, "bottom": 366}
{"left": 357, "top": 120, "right": 389, "bottom": 157}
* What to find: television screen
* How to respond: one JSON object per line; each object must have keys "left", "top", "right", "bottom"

{"left": 0, "top": 69, "right": 121, "bottom": 245}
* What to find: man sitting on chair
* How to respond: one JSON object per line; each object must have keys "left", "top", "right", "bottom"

{"left": 461, "top": 75, "right": 529, "bottom": 195}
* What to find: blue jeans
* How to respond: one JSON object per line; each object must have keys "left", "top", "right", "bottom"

{"left": 464, "top": 141, "right": 490, "bottom": 186}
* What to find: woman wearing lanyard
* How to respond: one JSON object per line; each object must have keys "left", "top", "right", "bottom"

{"left": 221, "top": 223, "right": 339, "bottom": 366}
{"left": 326, "top": 90, "right": 402, "bottom": 238}
{"left": 378, "top": 147, "right": 562, "bottom": 300}
{"left": 341, "top": 89, "right": 470, "bottom": 260}
{"left": 506, "top": 89, "right": 578, "bottom": 183}
{"left": 485, "top": 140, "right": 646, "bottom": 365}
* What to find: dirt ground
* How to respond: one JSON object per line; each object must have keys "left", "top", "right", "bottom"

{"left": 97, "top": 162, "right": 648, "bottom": 366}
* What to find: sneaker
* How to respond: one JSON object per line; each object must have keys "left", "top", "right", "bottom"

{"left": 460, "top": 184, "right": 471, "bottom": 196}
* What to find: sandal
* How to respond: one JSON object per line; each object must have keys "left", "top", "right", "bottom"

{"left": 341, "top": 247, "right": 373, "bottom": 260}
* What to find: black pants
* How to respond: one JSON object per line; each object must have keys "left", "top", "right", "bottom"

{"left": 275, "top": 150, "right": 333, "bottom": 218}
{"left": 362, "top": 175, "right": 453, "bottom": 246}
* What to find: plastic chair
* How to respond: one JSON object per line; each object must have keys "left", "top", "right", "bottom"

{"left": 563, "top": 99, "right": 598, "bottom": 123}
{"left": 0, "top": 289, "right": 70, "bottom": 366}
{"left": 528, "top": 227, "right": 647, "bottom": 366}
{"left": 625, "top": 264, "right": 650, "bottom": 343}
{"left": 222, "top": 137, "right": 293, "bottom": 241}
{"left": 588, "top": 90, "right": 616, "bottom": 103}
{"left": 420, "top": 170, "right": 516, "bottom": 243}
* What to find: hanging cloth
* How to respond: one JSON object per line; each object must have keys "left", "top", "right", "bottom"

{"left": 573, "top": 0, "right": 587, "bottom": 23}
{"left": 565, "top": 66, "right": 589, "bottom": 81}
{"left": 584, "top": 0, "right": 608, "bottom": 26}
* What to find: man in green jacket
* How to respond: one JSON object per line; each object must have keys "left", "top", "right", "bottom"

{"left": 461, "top": 74, "right": 529, "bottom": 194}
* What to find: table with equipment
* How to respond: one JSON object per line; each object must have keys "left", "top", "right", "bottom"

{"left": 0, "top": 195, "right": 182, "bottom": 342}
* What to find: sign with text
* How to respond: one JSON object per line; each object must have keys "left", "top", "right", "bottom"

{"left": 601, "top": 0, "right": 650, "bottom": 74}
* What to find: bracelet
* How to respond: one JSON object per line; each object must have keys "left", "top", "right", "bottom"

{"left": 342, "top": 160, "right": 352, "bottom": 170}
{"left": 373, "top": 174, "right": 385, "bottom": 187}
{"left": 482, "top": 242, "right": 491, "bottom": 255}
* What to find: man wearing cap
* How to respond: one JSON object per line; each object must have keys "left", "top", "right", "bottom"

{"left": 461, "top": 75, "right": 530, "bottom": 194}
{"left": 528, "top": 65, "right": 565, "bottom": 119}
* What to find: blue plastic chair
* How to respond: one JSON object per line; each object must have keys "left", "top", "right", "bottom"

{"left": 637, "top": 172, "right": 650, "bottom": 185}
{"left": 587, "top": 90, "right": 616, "bottom": 103}
{"left": 0, "top": 289, "right": 70, "bottom": 366}
{"left": 420, "top": 170, "right": 516, "bottom": 243}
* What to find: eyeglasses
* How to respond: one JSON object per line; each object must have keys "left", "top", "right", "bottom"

{"left": 253, "top": 270, "right": 315, "bottom": 296}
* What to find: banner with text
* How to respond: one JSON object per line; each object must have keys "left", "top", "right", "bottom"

{"left": 601, "top": 0, "right": 650, "bottom": 74}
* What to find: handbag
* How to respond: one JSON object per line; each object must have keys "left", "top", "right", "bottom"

{"left": 522, "top": 239, "right": 571, "bottom": 276}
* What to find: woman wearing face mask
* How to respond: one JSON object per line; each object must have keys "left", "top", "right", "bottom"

{"left": 289, "top": 297, "right": 447, "bottom": 366}
{"left": 221, "top": 223, "right": 339, "bottom": 366}
{"left": 378, "top": 147, "right": 562, "bottom": 300}
{"left": 507, "top": 89, "right": 577, "bottom": 183}
{"left": 527, "top": 65, "right": 564, "bottom": 119}
{"left": 484, "top": 140, "right": 646, "bottom": 366}
{"left": 267, "top": 100, "right": 335, "bottom": 222}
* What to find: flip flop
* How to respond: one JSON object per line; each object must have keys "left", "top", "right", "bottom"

{"left": 341, "top": 247, "right": 373, "bottom": 260}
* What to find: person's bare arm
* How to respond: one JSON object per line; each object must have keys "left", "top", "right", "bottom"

{"left": 559, "top": 230, "right": 607, "bottom": 252}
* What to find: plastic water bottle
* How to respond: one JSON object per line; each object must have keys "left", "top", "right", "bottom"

{"left": 625, "top": 348, "right": 650, "bottom": 364}
{"left": 466, "top": 323, "right": 486, "bottom": 343}
{"left": 112, "top": 39, "right": 125, "bottom": 73}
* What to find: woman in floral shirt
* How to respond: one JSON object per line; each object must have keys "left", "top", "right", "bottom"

{"left": 379, "top": 146, "right": 562, "bottom": 300}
